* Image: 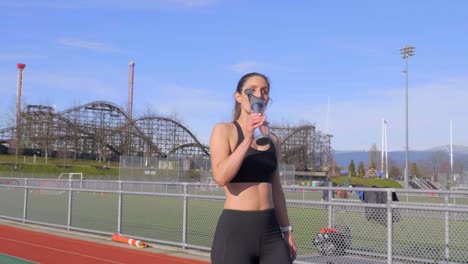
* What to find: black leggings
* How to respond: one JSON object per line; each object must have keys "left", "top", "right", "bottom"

{"left": 211, "top": 209, "right": 292, "bottom": 264}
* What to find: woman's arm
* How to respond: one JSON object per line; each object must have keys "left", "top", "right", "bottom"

{"left": 209, "top": 114, "right": 264, "bottom": 186}
{"left": 209, "top": 123, "right": 252, "bottom": 186}
{"left": 271, "top": 134, "right": 297, "bottom": 260}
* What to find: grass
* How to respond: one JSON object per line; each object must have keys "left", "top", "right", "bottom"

{"left": 0, "top": 163, "right": 119, "bottom": 179}
{"left": 0, "top": 154, "right": 120, "bottom": 167}
{"left": 332, "top": 176, "right": 403, "bottom": 188}
{"left": 0, "top": 154, "right": 120, "bottom": 179}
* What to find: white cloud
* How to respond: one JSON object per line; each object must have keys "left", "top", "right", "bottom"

{"left": 57, "top": 38, "right": 120, "bottom": 53}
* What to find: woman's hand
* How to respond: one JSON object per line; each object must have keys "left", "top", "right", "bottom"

{"left": 245, "top": 113, "right": 265, "bottom": 140}
{"left": 283, "top": 233, "right": 297, "bottom": 262}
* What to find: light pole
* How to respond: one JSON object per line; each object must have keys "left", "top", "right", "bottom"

{"left": 381, "top": 118, "right": 388, "bottom": 179}
{"left": 400, "top": 45, "right": 415, "bottom": 189}
{"left": 450, "top": 120, "right": 454, "bottom": 184}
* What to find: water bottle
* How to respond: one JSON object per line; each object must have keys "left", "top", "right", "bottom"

{"left": 248, "top": 92, "right": 270, "bottom": 146}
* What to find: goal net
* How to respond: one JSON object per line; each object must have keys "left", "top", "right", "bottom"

{"left": 58, "top": 172, "right": 84, "bottom": 189}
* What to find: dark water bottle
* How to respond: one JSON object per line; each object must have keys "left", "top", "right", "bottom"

{"left": 248, "top": 93, "right": 270, "bottom": 146}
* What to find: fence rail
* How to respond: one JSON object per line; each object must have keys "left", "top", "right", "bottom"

{"left": 1, "top": 177, "right": 467, "bottom": 264}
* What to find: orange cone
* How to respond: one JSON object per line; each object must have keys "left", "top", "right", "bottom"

{"left": 112, "top": 233, "right": 148, "bottom": 248}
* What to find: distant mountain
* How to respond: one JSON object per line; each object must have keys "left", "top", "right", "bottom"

{"left": 426, "top": 145, "right": 468, "bottom": 154}
{"left": 334, "top": 145, "right": 468, "bottom": 168}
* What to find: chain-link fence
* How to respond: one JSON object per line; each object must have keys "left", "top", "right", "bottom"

{"left": 280, "top": 164, "right": 296, "bottom": 185}
{"left": 1, "top": 178, "right": 467, "bottom": 263}
{"left": 438, "top": 170, "right": 468, "bottom": 189}
{"left": 119, "top": 156, "right": 212, "bottom": 183}
{"left": 119, "top": 156, "right": 296, "bottom": 185}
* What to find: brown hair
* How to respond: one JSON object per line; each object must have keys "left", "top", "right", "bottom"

{"left": 232, "top": 72, "right": 270, "bottom": 121}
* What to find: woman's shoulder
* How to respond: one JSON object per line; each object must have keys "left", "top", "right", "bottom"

{"left": 211, "top": 122, "right": 236, "bottom": 137}
{"left": 210, "top": 122, "right": 237, "bottom": 150}
{"left": 212, "top": 121, "right": 234, "bottom": 130}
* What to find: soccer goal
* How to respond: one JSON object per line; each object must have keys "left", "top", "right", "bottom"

{"left": 58, "top": 172, "right": 84, "bottom": 181}
{"left": 58, "top": 172, "right": 84, "bottom": 189}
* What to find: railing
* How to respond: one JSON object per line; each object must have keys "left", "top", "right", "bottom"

{"left": 0, "top": 178, "right": 467, "bottom": 264}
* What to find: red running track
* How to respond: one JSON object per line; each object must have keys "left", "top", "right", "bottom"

{"left": 0, "top": 225, "right": 210, "bottom": 264}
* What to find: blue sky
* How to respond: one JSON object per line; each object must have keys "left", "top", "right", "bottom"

{"left": 0, "top": 0, "right": 467, "bottom": 151}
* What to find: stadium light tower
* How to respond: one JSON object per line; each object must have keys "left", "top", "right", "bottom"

{"left": 400, "top": 45, "right": 415, "bottom": 189}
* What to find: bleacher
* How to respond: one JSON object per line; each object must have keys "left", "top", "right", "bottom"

{"left": 409, "top": 180, "right": 421, "bottom": 189}
{"left": 423, "top": 179, "right": 438, "bottom": 190}
{"left": 409, "top": 178, "right": 440, "bottom": 190}
{"left": 432, "top": 181, "right": 445, "bottom": 190}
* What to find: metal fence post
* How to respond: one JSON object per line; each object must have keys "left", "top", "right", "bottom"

{"left": 118, "top": 155, "right": 121, "bottom": 180}
{"left": 327, "top": 182, "right": 333, "bottom": 227}
{"left": 182, "top": 183, "right": 188, "bottom": 249}
{"left": 445, "top": 193, "right": 450, "bottom": 262}
{"left": 117, "top": 181, "right": 123, "bottom": 234}
{"left": 23, "top": 178, "right": 28, "bottom": 223}
{"left": 387, "top": 190, "right": 393, "bottom": 264}
{"left": 67, "top": 180, "right": 73, "bottom": 231}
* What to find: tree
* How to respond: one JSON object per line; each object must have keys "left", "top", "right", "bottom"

{"left": 389, "top": 166, "right": 402, "bottom": 179}
{"left": 366, "top": 168, "right": 379, "bottom": 178}
{"left": 357, "top": 161, "right": 365, "bottom": 177}
{"left": 329, "top": 160, "right": 341, "bottom": 177}
{"left": 348, "top": 160, "right": 356, "bottom": 177}
{"left": 141, "top": 104, "right": 159, "bottom": 117}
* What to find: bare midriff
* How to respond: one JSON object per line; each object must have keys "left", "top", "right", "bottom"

{"left": 223, "top": 182, "right": 274, "bottom": 211}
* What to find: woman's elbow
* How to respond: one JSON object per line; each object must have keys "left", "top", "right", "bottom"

{"left": 214, "top": 176, "right": 228, "bottom": 186}
{"left": 212, "top": 172, "right": 228, "bottom": 186}
{"left": 216, "top": 180, "right": 227, "bottom": 186}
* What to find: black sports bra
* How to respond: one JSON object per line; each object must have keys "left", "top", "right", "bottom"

{"left": 229, "top": 121, "right": 278, "bottom": 183}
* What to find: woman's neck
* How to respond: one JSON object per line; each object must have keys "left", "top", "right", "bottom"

{"left": 236, "top": 113, "right": 249, "bottom": 126}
